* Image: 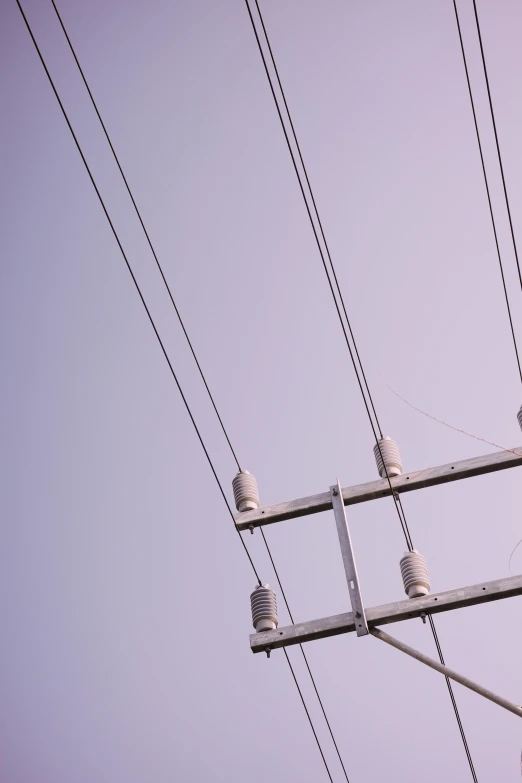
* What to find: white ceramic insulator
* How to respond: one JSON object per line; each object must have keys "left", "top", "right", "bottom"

{"left": 517, "top": 406, "right": 522, "bottom": 432}
{"left": 232, "top": 470, "right": 260, "bottom": 512}
{"left": 374, "top": 436, "right": 403, "bottom": 478}
{"left": 250, "top": 584, "right": 278, "bottom": 632}
{"left": 400, "top": 550, "right": 430, "bottom": 598}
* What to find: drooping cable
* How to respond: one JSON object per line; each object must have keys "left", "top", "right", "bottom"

{"left": 246, "top": 2, "right": 477, "bottom": 776}
{"left": 472, "top": 0, "right": 522, "bottom": 298}
{"left": 49, "top": 0, "right": 243, "bottom": 471}
{"left": 18, "top": 3, "right": 338, "bottom": 776}
{"left": 452, "top": 0, "right": 522, "bottom": 384}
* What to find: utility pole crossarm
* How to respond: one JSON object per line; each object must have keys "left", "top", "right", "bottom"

{"left": 249, "top": 574, "right": 522, "bottom": 653}
{"left": 235, "top": 446, "right": 522, "bottom": 531}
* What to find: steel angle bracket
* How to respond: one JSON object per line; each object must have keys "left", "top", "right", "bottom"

{"left": 330, "top": 479, "right": 369, "bottom": 636}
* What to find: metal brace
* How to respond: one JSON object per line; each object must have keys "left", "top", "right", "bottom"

{"left": 330, "top": 479, "right": 369, "bottom": 636}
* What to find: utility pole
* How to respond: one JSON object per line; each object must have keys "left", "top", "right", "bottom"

{"left": 234, "top": 442, "right": 522, "bottom": 719}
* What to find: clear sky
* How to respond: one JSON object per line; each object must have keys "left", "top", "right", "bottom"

{"left": 2, "top": 1, "right": 522, "bottom": 781}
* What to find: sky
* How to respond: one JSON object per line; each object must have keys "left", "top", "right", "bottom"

{"left": 2, "top": 1, "right": 522, "bottom": 781}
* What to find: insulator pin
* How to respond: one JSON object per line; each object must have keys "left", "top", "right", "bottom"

{"left": 233, "top": 470, "right": 260, "bottom": 512}
{"left": 374, "top": 436, "right": 403, "bottom": 478}
{"left": 400, "top": 549, "right": 430, "bottom": 598}
{"left": 517, "top": 406, "right": 522, "bottom": 432}
{"left": 250, "top": 584, "right": 278, "bottom": 632}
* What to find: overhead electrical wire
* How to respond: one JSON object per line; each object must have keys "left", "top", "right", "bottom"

{"left": 243, "top": 0, "right": 414, "bottom": 553}
{"left": 472, "top": 0, "right": 522, "bottom": 298}
{"left": 14, "top": 0, "right": 261, "bottom": 585}
{"left": 19, "top": 2, "right": 340, "bottom": 779}
{"left": 250, "top": 0, "right": 383, "bottom": 442}
{"left": 261, "top": 527, "right": 352, "bottom": 783}
{"left": 452, "top": 0, "right": 522, "bottom": 385}
{"left": 49, "top": 0, "right": 243, "bottom": 471}
{"left": 245, "top": 1, "right": 478, "bottom": 779}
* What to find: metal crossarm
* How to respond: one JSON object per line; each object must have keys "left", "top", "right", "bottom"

{"left": 235, "top": 446, "right": 522, "bottom": 531}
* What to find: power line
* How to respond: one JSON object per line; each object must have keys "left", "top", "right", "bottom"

{"left": 19, "top": 2, "right": 338, "bottom": 776}
{"left": 283, "top": 648, "right": 334, "bottom": 783}
{"left": 246, "top": 1, "right": 477, "bottom": 777}
{"left": 252, "top": 0, "right": 383, "bottom": 441}
{"left": 428, "top": 616, "right": 478, "bottom": 781}
{"left": 14, "top": 0, "right": 259, "bottom": 583}
{"left": 261, "top": 529, "right": 351, "bottom": 783}
{"left": 472, "top": 0, "right": 522, "bottom": 298}
{"left": 452, "top": 0, "right": 522, "bottom": 385}
{"left": 49, "top": 0, "right": 243, "bottom": 472}
{"left": 244, "top": 0, "right": 415, "bottom": 554}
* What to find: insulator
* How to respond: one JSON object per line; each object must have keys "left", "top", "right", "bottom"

{"left": 400, "top": 549, "right": 430, "bottom": 599}
{"left": 517, "top": 406, "right": 522, "bottom": 432}
{"left": 374, "top": 436, "right": 403, "bottom": 479}
{"left": 250, "top": 584, "right": 278, "bottom": 632}
{"left": 233, "top": 470, "right": 260, "bottom": 512}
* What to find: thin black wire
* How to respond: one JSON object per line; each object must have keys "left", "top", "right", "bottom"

{"left": 246, "top": 1, "right": 477, "bottom": 775}
{"left": 243, "top": 0, "right": 380, "bottom": 443}
{"left": 19, "top": 3, "right": 338, "bottom": 777}
{"left": 261, "top": 529, "right": 351, "bottom": 783}
{"left": 49, "top": 0, "right": 242, "bottom": 472}
{"left": 428, "top": 616, "right": 479, "bottom": 782}
{"left": 283, "top": 648, "right": 334, "bottom": 783}
{"left": 452, "top": 0, "right": 522, "bottom": 384}
{"left": 47, "top": 2, "right": 347, "bottom": 774}
{"left": 472, "top": 0, "right": 522, "bottom": 297}
{"left": 244, "top": 0, "right": 414, "bottom": 552}
{"left": 252, "top": 0, "right": 383, "bottom": 440}
{"left": 14, "top": 0, "right": 259, "bottom": 584}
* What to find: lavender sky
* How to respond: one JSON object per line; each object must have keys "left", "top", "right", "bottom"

{"left": 2, "top": 1, "right": 522, "bottom": 781}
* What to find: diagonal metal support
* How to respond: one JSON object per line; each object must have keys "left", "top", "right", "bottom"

{"left": 370, "top": 626, "right": 522, "bottom": 718}
{"left": 330, "top": 479, "right": 368, "bottom": 636}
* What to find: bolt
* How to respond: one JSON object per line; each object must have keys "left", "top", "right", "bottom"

{"left": 265, "top": 647, "right": 271, "bottom": 659}
{"left": 420, "top": 612, "right": 427, "bottom": 624}
{"left": 332, "top": 488, "right": 338, "bottom": 496}
{"left": 355, "top": 611, "right": 361, "bottom": 618}
{"left": 249, "top": 524, "right": 254, "bottom": 535}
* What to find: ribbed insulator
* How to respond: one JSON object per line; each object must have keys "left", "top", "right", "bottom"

{"left": 250, "top": 584, "right": 278, "bottom": 632}
{"left": 374, "top": 436, "right": 403, "bottom": 479}
{"left": 233, "top": 470, "right": 260, "bottom": 512}
{"left": 400, "top": 550, "right": 430, "bottom": 599}
{"left": 517, "top": 406, "right": 522, "bottom": 432}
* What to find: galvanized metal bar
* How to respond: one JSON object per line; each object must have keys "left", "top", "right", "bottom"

{"left": 235, "top": 446, "right": 522, "bottom": 530}
{"left": 370, "top": 626, "right": 522, "bottom": 718}
{"left": 249, "top": 573, "right": 522, "bottom": 653}
{"left": 330, "top": 480, "right": 368, "bottom": 636}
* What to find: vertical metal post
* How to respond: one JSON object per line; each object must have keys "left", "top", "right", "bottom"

{"left": 330, "top": 479, "right": 369, "bottom": 636}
